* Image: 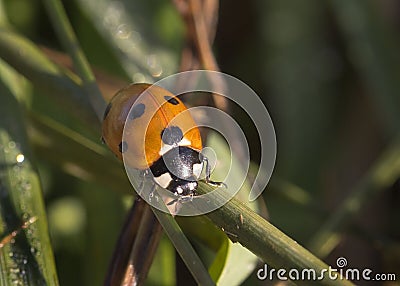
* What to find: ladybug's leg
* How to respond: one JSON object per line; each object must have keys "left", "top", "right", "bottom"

{"left": 137, "top": 170, "right": 159, "bottom": 202}
{"left": 201, "top": 156, "right": 227, "bottom": 188}
{"left": 137, "top": 169, "right": 153, "bottom": 197}
{"left": 137, "top": 170, "right": 147, "bottom": 195}
{"left": 148, "top": 183, "right": 157, "bottom": 202}
{"left": 202, "top": 156, "right": 211, "bottom": 183}
{"left": 166, "top": 194, "right": 194, "bottom": 215}
{"left": 167, "top": 193, "right": 194, "bottom": 206}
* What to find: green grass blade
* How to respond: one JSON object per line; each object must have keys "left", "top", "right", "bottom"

{"left": 42, "top": 0, "right": 106, "bottom": 120}
{"left": 151, "top": 207, "right": 216, "bottom": 286}
{"left": 206, "top": 132, "right": 259, "bottom": 285}
{"left": 0, "top": 72, "right": 59, "bottom": 285}
{"left": 195, "top": 183, "right": 354, "bottom": 286}
{"left": 75, "top": 0, "right": 179, "bottom": 81}
{"left": 209, "top": 238, "right": 257, "bottom": 286}
{"left": 27, "top": 113, "right": 131, "bottom": 194}
{"left": 0, "top": 27, "right": 98, "bottom": 128}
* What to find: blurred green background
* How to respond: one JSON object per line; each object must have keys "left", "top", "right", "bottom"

{"left": 0, "top": 0, "right": 399, "bottom": 285}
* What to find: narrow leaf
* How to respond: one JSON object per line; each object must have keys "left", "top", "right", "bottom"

{"left": 0, "top": 69, "right": 59, "bottom": 285}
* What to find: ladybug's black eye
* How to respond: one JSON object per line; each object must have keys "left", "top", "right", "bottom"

{"left": 119, "top": 141, "right": 128, "bottom": 153}
{"left": 129, "top": 103, "right": 145, "bottom": 120}
{"left": 161, "top": 126, "right": 183, "bottom": 145}
{"left": 164, "top": 96, "right": 179, "bottom": 105}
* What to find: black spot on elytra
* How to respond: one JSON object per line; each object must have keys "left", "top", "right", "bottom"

{"left": 119, "top": 141, "right": 128, "bottom": 153}
{"left": 161, "top": 126, "right": 183, "bottom": 145}
{"left": 164, "top": 95, "right": 179, "bottom": 105}
{"left": 103, "top": 102, "right": 112, "bottom": 120}
{"left": 129, "top": 103, "right": 145, "bottom": 120}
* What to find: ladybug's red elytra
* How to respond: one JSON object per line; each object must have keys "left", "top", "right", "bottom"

{"left": 102, "top": 83, "right": 223, "bottom": 197}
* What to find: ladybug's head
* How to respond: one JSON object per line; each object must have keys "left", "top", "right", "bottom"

{"left": 167, "top": 177, "right": 198, "bottom": 197}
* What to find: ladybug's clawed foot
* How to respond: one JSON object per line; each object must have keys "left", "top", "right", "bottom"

{"left": 206, "top": 180, "right": 227, "bottom": 189}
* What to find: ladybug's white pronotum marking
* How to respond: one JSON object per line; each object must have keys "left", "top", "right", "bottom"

{"left": 153, "top": 172, "right": 173, "bottom": 189}
{"left": 159, "top": 137, "right": 192, "bottom": 156}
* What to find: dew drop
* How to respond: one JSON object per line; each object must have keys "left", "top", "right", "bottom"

{"left": 30, "top": 247, "right": 36, "bottom": 255}
{"left": 146, "top": 55, "right": 163, "bottom": 77}
{"left": 16, "top": 154, "right": 25, "bottom": 163}
{"left": 104, "top": 1, "right": 124, "bottom": 27}
{"left": 30, "top": 242, "right": 41, "bottom": 257}
{"left": 21, "top": 181, "right": 32, "bottom": 191}
{"left": 151, "top": 65, "right": 163, "bottom": 77}
{"left": 116, "top": 24, "right": 132, "bottom": 39}
{"left": 146, "top": 54, "right": 158, "bottom": 69}
{"left": 10, "top": 267, "right": 20, "bottom": 274}
{"left": 8, "top": 141, "right": 16, "bottom": 149}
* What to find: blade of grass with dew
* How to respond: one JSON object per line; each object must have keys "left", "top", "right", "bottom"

{"left": 75, "top": 0, "right": 179, "bottom": 82}
{"left": 42, "top": 0, "right": 106, "bottom": 120}
{"left": 27, "top": 113, "right": 131, "bottom": 194}
{"left": 0, "top": 27, "right": 99, "bottom": 128}
{"left": 0, "top": 66, "right": 59, "bottom": 286}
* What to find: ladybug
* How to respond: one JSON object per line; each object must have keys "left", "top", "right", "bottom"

{"left": 102, "top": 83, "right": 223, "bottom": 198}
